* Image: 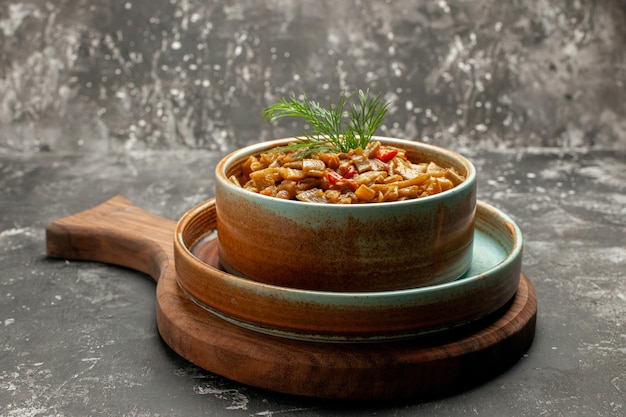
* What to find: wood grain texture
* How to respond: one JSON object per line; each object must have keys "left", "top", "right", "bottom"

{"left": 158, "top": 272, "right": 536, "bottom": 400}
{"left": 46, "top": 195, "right": 537, "bottom": 401}
{"left": 46, "top": 195, "right": 175, "bottom": 282}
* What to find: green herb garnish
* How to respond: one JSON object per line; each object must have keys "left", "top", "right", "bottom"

{"left": 262, "top": 89, "right": 390, "bottom": 155}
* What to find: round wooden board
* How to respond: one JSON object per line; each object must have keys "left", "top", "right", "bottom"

{"left": 46, "top": 196, "right": 537, "bottom": 402}
{"left": 157, "top": 267, "right": 536, "bottom": 401}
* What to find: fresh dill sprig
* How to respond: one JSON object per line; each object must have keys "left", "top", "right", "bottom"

{"left": 262, "top": 89, "right": 390, "bottom": 156}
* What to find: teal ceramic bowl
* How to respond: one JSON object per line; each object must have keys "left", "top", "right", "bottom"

{"left": 214, "top": 137, "right": 477, "bottom": 292}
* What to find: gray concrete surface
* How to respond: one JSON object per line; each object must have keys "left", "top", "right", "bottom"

{"left": 1, "top": 148, "right": 625, "bottom": 416}
{"left": 1, "top": 1, "right": 625, "bottom": 416}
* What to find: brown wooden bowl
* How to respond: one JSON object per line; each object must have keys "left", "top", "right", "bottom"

{"left": 174, "top": 198, "right": 523, "bottom": 342}
{"left": 214, "top": 137, "right": 477, "bottom": 292}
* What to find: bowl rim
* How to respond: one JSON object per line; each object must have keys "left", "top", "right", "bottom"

{"left": 215, "top": 136, "right": 477, "bottom": 208}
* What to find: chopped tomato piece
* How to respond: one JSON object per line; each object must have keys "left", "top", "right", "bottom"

{"left": 327, "top": 171, "right": 344, "bottom": 185}
{"left": 344, "top": 178, "right": 358, "bottom": 190}
{"left": 375, "top": 147, "right": 398, "bottom": 163}
{"left": 341, "top": 165, "right": 358, "bottom": 179}
{"left": 327, "top": 171, "right": 358, "bottom": 190}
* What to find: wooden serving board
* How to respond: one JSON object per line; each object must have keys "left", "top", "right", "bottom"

{"left": 46, "top": 196, "right": 537, "bottom": 401}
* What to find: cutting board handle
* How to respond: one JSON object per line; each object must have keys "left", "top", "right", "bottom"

{"left": 46, "top": 195, "right": 177, "bottom": 282}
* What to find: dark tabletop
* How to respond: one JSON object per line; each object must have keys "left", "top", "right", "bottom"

{"left": 1, "top": 1, "right": 625, "bottom": 416}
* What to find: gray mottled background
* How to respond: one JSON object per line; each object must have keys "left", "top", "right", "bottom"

{"left": 1, "top": 0, "right": 625, "bottom": 154}
{"left": 1, "top": 2, "right": 626, "bottom": 416}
